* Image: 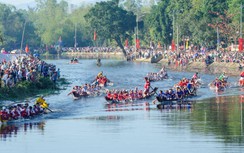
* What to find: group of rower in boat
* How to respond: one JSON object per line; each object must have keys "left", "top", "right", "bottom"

{"left": 91, "top": 71, "right": 112, "bottom": 87}
{"left": 146, "top": 66, "right": 168, "bottom": 82}
{"left": 70, "top": 57, "right": 79, "bottom": 64}
{"left": 68, "top": 72, "right": 113, "bottom": 100}
{"left": 68, "top": 83, "right": 103, "bottom": 100}
{"left": 0, "top": 96, "right": 50, "bottom": 123}
{"left": 154, "top": 77, "right": 198, "bottom": 104}
{"left": 105, "top": 77, "right": 157, "bottom": 103}
{"left": 209, "top": 72, "right": 229, "bottom": 91}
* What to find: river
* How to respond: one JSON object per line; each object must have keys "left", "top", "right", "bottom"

{"left": 1, "top": 58, "right": 244, "bottom": 153}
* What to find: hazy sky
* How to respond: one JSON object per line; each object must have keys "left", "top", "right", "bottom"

{"left": 0, "top": 0, "right": 99, "bottom": 7}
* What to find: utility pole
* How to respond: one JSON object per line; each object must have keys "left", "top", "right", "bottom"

{"left": 217, "top": 26, "right": 219, "bottom": 51}
{"left": 20, "top": 20, "right": 27, "bottom": 54}
{"left": 176, "top": 25, "right": 179, "bottom": 52}
{"left": 241, "top": 2, "right": 243, "bottom": 38}
{"left": 74, "top": 23, "right": 77, "bottom": 48}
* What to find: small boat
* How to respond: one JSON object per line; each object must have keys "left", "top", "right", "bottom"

{"left": 105, "top": 87, "right": 158, "bottom": 104}
{"left": 70, "top": 58, "right": 79, "bottom": 64}
{"left": 151, "top": 54, "right": 163, "bottom": 63}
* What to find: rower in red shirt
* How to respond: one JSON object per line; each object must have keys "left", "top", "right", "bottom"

{"left": 144, "top": 77, "right": 150, "bottom": 96}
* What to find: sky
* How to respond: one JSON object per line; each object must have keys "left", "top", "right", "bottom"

{"left": 0, "top": 0, "right": 101, "bottom": 9}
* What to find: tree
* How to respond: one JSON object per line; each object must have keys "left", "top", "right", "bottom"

{"left": 145, "top": 0, "right": 172, "bottom": 46}
{"left": 85, "top": 0, "right": 136, "bottom": 56}
{"left": 33, "top": 0, "right": 69, "bottom": 46}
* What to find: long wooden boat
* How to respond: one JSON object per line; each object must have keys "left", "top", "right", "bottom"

{"left": 105, "top": 87, "right": 158, "bottom": 104}
{"left": 0, "top": 110, "right": 48, "bottom": 124}
{"left": 155, "top": 91, "right": 197, "bottom": 103}
{"left": 72, "top": 89, "right": 106, "bottom": 100}
{"left": 148, "top": 73, "right": 168, "bottom": 82}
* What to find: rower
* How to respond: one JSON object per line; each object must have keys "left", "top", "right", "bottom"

{"left": 35, "top": 96, "right": 49, "bottom": 110}
{"left": 143, "top": 77, "right": 150, "bottom": 96}
{"left": 219, "top": 72, "right": 227, "bottom": 82}
{"left": 192, "top": 72, "right": 199, "bottom": 80}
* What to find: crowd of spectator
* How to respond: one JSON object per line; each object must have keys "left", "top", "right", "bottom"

{"left": 59, "top": 45, "right": 244, "bottom": 68}
{"left": 0, "top": 54, "right": 60, "bottom": 88}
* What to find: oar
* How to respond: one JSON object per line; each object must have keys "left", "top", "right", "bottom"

{"left": 46, "top": 107, "right": 53, "bottom": 112}
{"left": 150, "top": 86, "right": 159, "bottom": 95}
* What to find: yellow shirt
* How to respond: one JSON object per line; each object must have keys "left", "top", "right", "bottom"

{"left": 35, "top": 97, "right": 48, "bottom": 109}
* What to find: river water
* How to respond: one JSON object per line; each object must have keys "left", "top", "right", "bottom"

{"left": 1, "top": 58, "right": 244, "bottom": 153}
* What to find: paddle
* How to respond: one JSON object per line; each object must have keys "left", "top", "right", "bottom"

{"left": 150, "top": 86, "right": 159, "bottom": 95}
{"left": 45, "top": 107, "right": 53, "bottom": 113}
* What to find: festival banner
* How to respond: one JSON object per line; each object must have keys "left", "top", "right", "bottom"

{"left": 136, "top": 39, "right": 140, "bottom": 49}
{"left": 125, "top": 39, "right": 129, "bottom": 47}
{"left": 94, "top": 30, "right": 97, "bottom": 41}
{"left": 239, "top": 38, "right": 243, "bottom": 52}
{"left": 25, "top": 44, "right": 29, "bottom": 53}
{"left": 185, "top": 40, "right": 189, "bottom": 50}
{"left": 171, "top": 40, "right": 175, "bottom": 51}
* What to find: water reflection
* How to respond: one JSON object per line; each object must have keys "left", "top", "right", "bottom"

{"left": 0, "top": 122, "right": 45, "bottom": 141}
{"left": 192, "top": 96, "right": 244, "bottom": 144}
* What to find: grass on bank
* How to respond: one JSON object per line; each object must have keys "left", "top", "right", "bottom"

{"left": 0, "top": 77, "right": 69, "bottom": 101}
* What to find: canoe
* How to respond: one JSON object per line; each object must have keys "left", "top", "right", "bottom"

{"left": 105, "top": 87, "right": 158, "bottom": 104}
{"left": 70, "top": 61, "right": 79, "bottom": 64}
{"left": 151, "top": 54, "right": 163, "bottom": 63}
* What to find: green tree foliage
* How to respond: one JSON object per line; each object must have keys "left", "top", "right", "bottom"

{"left": 0, "top": 0, "right": 243, "bottom": 51}
{"left": 85, "top": 0, "right": 136, "bottom": 56}
{"left": 33, "top": 0, "right": 68, "bottom": 46}
{"left": 145, "top": 0, "right": 172, "bottom": 46}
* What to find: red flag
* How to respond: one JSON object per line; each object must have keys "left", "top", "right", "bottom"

{"left": 125, "top": 39, "right": 129, "bottom": 47}
{"left": 94, "top": 30, "right": 97, "bottom": 41}
{"left": 171, "top": 40, "right": 175, "bottom": 51}
{"left": 25, "top": 44, "right": 29, "bottom": 53}
{"left": 239, "top": 38, "right": 243, "bottom": 52}
{"left": 136, "top": 39, "right": 140, "bottom": 49}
